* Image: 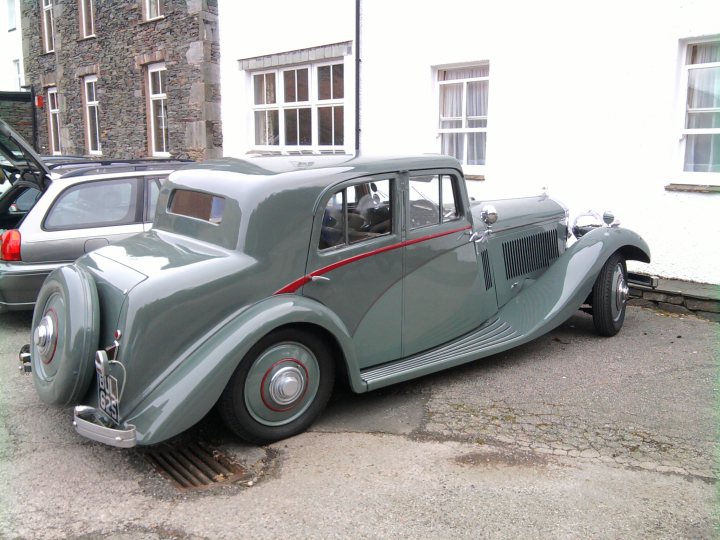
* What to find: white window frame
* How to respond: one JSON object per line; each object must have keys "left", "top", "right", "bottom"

{"left": 147, "top": 62, "right": 169, "bottom": 157}
{"left": 41, "top": 0, "right": 55, "bottom": 53}
{"left": 436, "top": 64, "right": 490, "bottom": 175}
{"left": 679, "top": 38, "right": 720, "bottom": 183}
{"left": 83, "top": 75, "right": 101, "bottom": 155}
{"left": 8, "top": 0, "right": 16, "bottom": 31}
{"left": 144, "top": 0, "right": 163, "bottom": 21}
{"left": 12, "top": 60, "right": 21, "bottom": 91}
{"left": 47, "top": 87, "right": 61, "bottom": 155}
{"left": 251, "top": 60, "right": 347, "bottom": 154}
{"left": 79, "top": 0, "right": 95, "bottom": 38}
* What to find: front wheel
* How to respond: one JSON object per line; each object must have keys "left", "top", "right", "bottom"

{"left": 592, "top": 253, "right": 629, "bottom": 337}
{"left": 219, "top": 328, "right": 335, "bottom": 445}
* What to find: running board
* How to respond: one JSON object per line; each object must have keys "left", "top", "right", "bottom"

{"left": 360, "top": 318, "right": 519, "bottom": 390}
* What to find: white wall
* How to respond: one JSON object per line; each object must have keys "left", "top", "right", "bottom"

{"left": 0, "top": 0, "right": 24, "bottom": 91}
{"left": 218, "top": 0, "right": 720, "bottom": 284}
{"left": 359, "top": 0, "right": 720, "bottom": 283}
{"left": 218, "top": 0, "right": 355, "bottom": 153}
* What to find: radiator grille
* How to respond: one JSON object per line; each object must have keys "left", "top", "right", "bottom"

{"left": 502, "top": 229, "right": 559, "bottom": 280}
{"left": 481, "top": 249, "right": 493, "bottom": 290}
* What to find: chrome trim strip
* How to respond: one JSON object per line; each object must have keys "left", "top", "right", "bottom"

{"left": 361, "top": 318, "right": 519, "bottom": 385}
{"left": 486, "top": 217, "right": 562, "bottom": 235}
{"left": 73, "top": 405, "right": 137, "bottom": 448}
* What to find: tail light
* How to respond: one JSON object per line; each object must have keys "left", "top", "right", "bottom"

{"left": 1, "top": 229, "right": 21, "bottom": 261}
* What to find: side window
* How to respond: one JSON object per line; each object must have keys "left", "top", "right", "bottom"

{"left": 10, "top": 188, "right": 42, "bottom": 213}
{"left": 408, "top": 174, "right": 460, "bottom": 229}
{"left": 145, "top": 177, "right": 162, "bottom": 221}
{"left": 319, "top": 179, "right": 392, "bottom": 250}
{"left": 44, "top": 178, "right": 137, "bottom": 230}
{"left": 441, "top": 175, "right": 459, "bottom": 222}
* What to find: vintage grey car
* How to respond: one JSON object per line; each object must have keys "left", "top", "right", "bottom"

{"left": 22, "top": 154, "right": 652, "bottom": 448}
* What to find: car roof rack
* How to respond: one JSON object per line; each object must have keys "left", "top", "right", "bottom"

{"left": 49, "top": 158, "right": 192, "bottom": 170}
{"left": 52, "top": 159, "right": 193, "bottom": 178}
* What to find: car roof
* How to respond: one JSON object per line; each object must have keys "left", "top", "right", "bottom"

{"left": 172, "top": 154, "right": 463, "bottom": 202}
{"left": 179, "top": 153, "right": 460, "bottom": 177}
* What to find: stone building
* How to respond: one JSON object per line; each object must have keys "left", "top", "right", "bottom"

{"left": 20, "top": 0, "right": 221, "bottom": 160}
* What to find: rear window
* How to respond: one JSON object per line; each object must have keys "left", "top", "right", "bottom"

{"left": 44, "top": 178, "right": 137, "bottom": 230}
{"left": 169, "top": 190, "right": 225, "bottom": 224}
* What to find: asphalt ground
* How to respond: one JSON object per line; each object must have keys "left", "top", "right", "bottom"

{"left": 0, "top": 306, "right": 718, "bottom": 539}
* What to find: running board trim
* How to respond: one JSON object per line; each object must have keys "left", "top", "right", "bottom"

{"left": 360, "top": 318, "right": 519, "bottom": 388}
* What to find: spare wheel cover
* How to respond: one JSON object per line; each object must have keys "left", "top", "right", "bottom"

{"left": 31, "top": 265, "right": 100, "bottom": 407}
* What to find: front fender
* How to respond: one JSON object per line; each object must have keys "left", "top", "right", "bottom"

{"left": 501, "top": 225, "right": 650, "bottom": 339}
{"left": 123, "top": 295, "right": 357, "bottom": 445}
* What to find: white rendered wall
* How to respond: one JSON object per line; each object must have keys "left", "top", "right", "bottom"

{"left": 359, "top": 0, "right": 720, "bottom": 284}
{"left": 218, "top": 0, "right": 355, "bottom": 154}
{"left": 219, "top": 0, "right": 720, "bottom": 283}
{"left": 0, "top": 0, "right": 24, "bottom": 91}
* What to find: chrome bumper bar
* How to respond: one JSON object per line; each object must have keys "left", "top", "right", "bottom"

{"left": 627, "top": 272, "right": 659, "bottom": 290}
{"left": 73, "top": 405, "right": 137, "bottom": 448}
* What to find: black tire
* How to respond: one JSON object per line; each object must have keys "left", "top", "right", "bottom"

{"left": 219, "top": 328, "right": 335, "bottom": 445}
{"left": 592, "top": 252, "right": 628, "bottom": 337}
{"left": 31, "top": 265, "right": 100, "bottom": 406}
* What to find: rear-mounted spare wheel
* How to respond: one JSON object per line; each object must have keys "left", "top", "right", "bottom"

{"left": 31, "top": 265, "right": 100, "bottom": 406}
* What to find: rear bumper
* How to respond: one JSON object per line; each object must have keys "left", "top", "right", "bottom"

{"left": 0, "top": 261, "right": 65, "bottom": 310}
{"left": 73, "top": 405, "right": 137, "bottom": 448}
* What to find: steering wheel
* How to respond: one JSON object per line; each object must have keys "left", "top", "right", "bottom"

{"left": 409, "top": 200, "right": 439, "bottom": 228}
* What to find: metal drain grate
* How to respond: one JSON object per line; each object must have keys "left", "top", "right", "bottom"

{"left": 145, "top": 442, "right": 252, "bottom": 491}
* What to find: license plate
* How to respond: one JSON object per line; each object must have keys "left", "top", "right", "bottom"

{"left": 97, "top": 370, "right": 120, "bottom": 424}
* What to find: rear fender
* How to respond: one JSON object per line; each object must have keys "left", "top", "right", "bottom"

{"left": 501, "top": 226, "right": 650, "bottom": 338}
{"left": 123, "top": 295, "right": 357, "bottom": 445}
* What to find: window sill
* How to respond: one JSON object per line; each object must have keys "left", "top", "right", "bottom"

{"left": 664, "top": 183, "right": 720, "bottom": 194}
{"left": 141, "top": 15, "right": 165, "bottom": 25}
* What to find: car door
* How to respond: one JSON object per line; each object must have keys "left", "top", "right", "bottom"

{"left": 402, "top": 171, "right": 498, "bottom": 358}
{"left": 20, "top": 175, "right": 145, "bottom": 263}
{"left": 304, "top": 175, "right": 404, "bottom": 369}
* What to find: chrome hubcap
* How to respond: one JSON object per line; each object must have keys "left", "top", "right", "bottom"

{"left": 267, "top": 365, "right": 306, "bottom": 407}
{"left": 34, "top": 313, "right": 57, "bottom": 361}
{"left": 245, "top": 341, "right": 320, "bottom": 427}
{"left": 611, "top": 264, "right": 629, "bottom": 323}
{"left": 615, "top": 272, "right": 629, "bottom": 311}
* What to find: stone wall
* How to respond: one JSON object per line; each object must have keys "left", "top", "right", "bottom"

{"left": 0, "top": 92, "right": 34, "bottom": 144}
{"left": 20, "top": 0, "right": 221, "bottom": 160}
{"left": 629, "top": 284, "right": 720, "bottom": 323}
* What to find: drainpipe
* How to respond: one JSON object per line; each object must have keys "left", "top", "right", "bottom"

{"left": 21, "top": 84, "right": 38, "bottom": 151}
{"left": 355, "top": 0, "right": 361, "bottom": 154}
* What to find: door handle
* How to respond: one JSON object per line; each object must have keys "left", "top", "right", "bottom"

{"left": 310, "top": 275, "right": 331, "bottom": 283}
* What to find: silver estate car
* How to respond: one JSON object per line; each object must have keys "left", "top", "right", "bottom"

{"left": 0, "top": 120, "right": 190, "bottom": 310}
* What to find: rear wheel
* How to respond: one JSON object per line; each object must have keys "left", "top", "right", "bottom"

{"left": 219, "top": 328, "right": 335, "bottom": 445}
{"left": 592, "top": 253, "right": 628, "bottom": 337}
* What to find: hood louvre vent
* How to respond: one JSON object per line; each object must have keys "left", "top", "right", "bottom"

{"left": 480, "top": 249, "right": 493, "bottom": 290}
{"left": 502, "top": 229, "right": 559, "bottom": 280}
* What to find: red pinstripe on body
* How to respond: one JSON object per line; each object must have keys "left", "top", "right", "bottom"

{"left": 273, "top": 225, "right": 471, "bottom": 295}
